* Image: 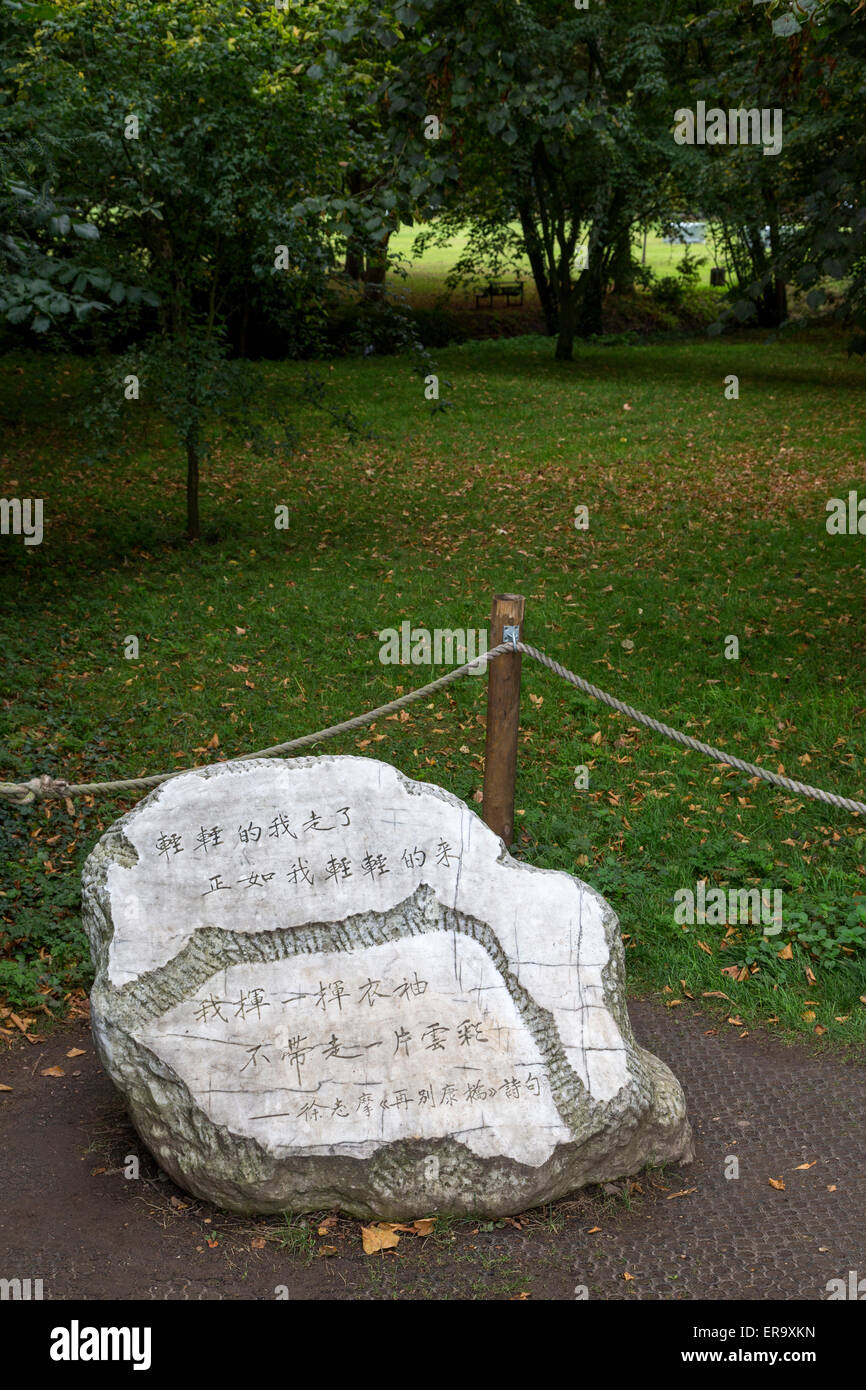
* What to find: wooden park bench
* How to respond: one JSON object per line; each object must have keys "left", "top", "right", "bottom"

{"left": 475, "top": 281, "right": 524, "bottom": 309}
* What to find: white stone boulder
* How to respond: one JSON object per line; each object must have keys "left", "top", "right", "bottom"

{"left": 82, "top": 756, "right": 692, "bottom": 1218}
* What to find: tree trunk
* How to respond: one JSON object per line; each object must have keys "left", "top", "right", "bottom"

{"left": 756, "top": 278, "right": 787, "bottom": 327}
{"left": 518, "top": 201, "right": 558, "bottom": 334}
{"left": 577, "top": 261, "right": 605, "bottom": 337}
{"left": 345, "top": 245, "right": 364, "bottom": 280}
{"left": 611, "top": 227, "right": 635, "bottom": 295}
{"left": 362, "top": 230, "right": 392, "bottom": 299}
{"left": 555, "top": 289, "right": 580, "bottom": 360}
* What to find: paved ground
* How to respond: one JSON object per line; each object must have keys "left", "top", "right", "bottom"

{"left": 1, "top": 999, "right": 863, "bottom": 1301}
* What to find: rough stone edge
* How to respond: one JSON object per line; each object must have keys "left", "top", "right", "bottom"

{"left": 81, "top": 757, "right": 694, "bottom": 1217}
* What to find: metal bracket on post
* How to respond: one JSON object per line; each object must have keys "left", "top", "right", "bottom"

{"left": 503, "top": 625, "right": 520, "bottom": 647}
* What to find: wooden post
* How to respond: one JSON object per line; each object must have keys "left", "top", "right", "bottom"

{"left": 482, "top": 592, "right": 525, "bottom": 847}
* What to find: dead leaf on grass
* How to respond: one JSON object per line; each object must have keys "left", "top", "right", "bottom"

{"left": 361, "top": 1224, "right": 400, "bottom": 1254}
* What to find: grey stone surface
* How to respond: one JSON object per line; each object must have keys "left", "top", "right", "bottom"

{"left": 82, "top": 756, "right": 693, "bottom": 1218}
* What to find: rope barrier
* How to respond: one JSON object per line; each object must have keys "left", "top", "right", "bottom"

{"left": 1, "top": 638, "right": 864, "bottom": 818}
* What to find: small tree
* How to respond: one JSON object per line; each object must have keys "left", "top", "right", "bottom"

{"left": 6, "top": 0, "right": 349, "bottom": 538}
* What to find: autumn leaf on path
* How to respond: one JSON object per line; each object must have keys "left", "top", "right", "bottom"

{"left": 41, "top": 1066, "right": 65, "bottom": 1077}
{"left": 768, "top": 1177, "right": 785, "bottom": 1191}
{"left": 361, "top": 1224, "right": 400, "bottom": 1254}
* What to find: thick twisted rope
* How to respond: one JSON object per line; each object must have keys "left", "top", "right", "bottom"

{"left": 513, "top": 641, "right": 866, "bottom": 818}
{"left": 1, "top": 638, "right": 864, "bottom": 818}
{"left": 0, "top": 643, "right": 513, "bottom": 805}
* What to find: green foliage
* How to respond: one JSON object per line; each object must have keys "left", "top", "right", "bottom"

{"left": 3, "top": 330, "right": 865, "bottom": 1041}
{"left": 653, "top": 275, "right": 685, "bottom": 308}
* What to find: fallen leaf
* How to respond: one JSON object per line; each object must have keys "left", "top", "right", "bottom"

{"left": 317, "top": 1216, "right": 338, "bottom": 1235}
{"left": 697, "top": 941, "right": 713, "bottom": 956}
{"left": 40, "top": 1066, "right": 64, "bottom": 1077}
{"left": 623, "top": 1271, "right": 634, "bottom": 1281}
{"left": 206, "top": 1238, "right": 219, "bottom": 1248}
{"left": 814, "top": 1024, "right": 827, "bottom": 1035}
{"left": 794, "top": 1162, "right": 817, "bottom": 1170}
{"left": 66, "top": 1048, "right": 86, "bottom": 1059}
{"left": 727, "top": 1016, "right": 744, "bottom": 1026}
{"left": 802, "top": 1010, "right": 816, "bottom": 1022}
{"left": 588, "top": 1226, "right": 602, "bottom": 1234}
{"left": 0, "top": 1083, "right": 12, "bottom": 1092}
{"left": 805, "top": 966, "right": 817, "bottom": 986}
{"left": 318, "top": 1245, "right": 338, "bottom": 1257}
{"left": 768, "top": 1177, "right": 785, "bottom": 1191}
{"left": 777, "top": 942, "right": 794, "bottom": 960}
{"left": 702, "top": 990, "right": 729, "bottom": 1000}
{"left": 412, "top": 1218, "right": 435, "bottom": 1236}
{"left": 666, "top": 1188, "right": 697, "bottom": 1200}
{"left": 251, "top": 1238, "right": 266, "bottom": 1249}
{"left": 361, "top": 1224, "right": 400, "bottom": 1254}
{"left": 827, "top": 1185, "right": 837, "bottom": 1192}
{"left": 834, "top": 1015, "right": 850, "bottom": 1023}
{"left": 510, "top": 1292, "right": 531, "bottom": 1300}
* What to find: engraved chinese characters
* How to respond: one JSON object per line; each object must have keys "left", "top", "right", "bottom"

{"left": 82, "top": 756, "right": 693, "bottom": 1218}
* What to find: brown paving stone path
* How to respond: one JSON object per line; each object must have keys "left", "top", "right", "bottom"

{"left": 1, "top": 1000, "right": 863, "bottom": 1301}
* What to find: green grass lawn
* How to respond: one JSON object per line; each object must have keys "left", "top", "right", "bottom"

{"left": 388, "top": 222, "right": 726, "bottom": 303}
{"left": 2, "top": 327, "right": 866, "bottom": 1051}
